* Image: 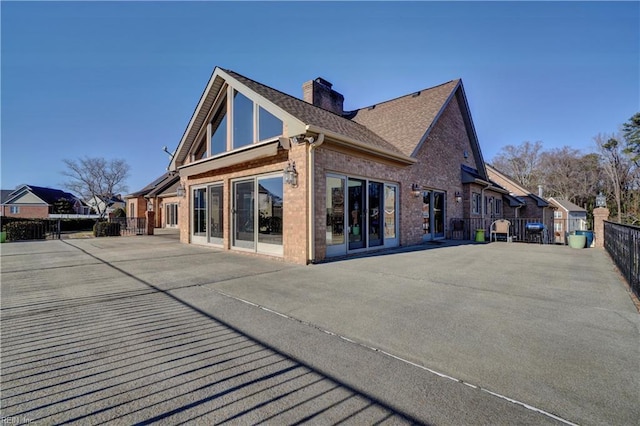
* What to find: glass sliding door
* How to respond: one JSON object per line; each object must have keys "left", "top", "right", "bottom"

{"left": 209, "top": 184, "right": 223, "bottom": 245}
{"left": 422, "top": 189, "right": 446, "bottom": 241}
{"left": 433, "top": 191, "right": 445, "bottom": 238}
{"left": 422, "top": 190, "right": 431, "bottom": 239}
{"left": 326, "top": 176, "right": 346, "bottom": 257}
{"left": 368, "top": 182, "right": 383, "bottom": 247}
{"left": 348, "top": 178, "right": 366, "bottom": 250}
{"left": 257, "top": 176, "right": 283, "bottom": 255}
{"left": 165, "top": 203, "right": 178, "bottom": 228}
{"left": 383, "top": 184, "right": 398, "bottom": 247}
{"left": 233, "top": 180, "right": 255, "bottom": 250}
{"left": 232, "top": 175, "right": 284, "bottom": 255}
{"left": 192, "top": 187, "right": 207, "bottom": 244}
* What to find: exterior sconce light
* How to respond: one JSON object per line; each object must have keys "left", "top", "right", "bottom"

{"left": 455, "top": 191, "right": 462, "bottom": 203}
{"left": 284, "top": 161, "right": 298, "bottom": 186}
{"left": 411, "top": 183, "right": 421, "bottom": 197}
{"left": 176, "top": 183, "right": 186, "bottom": 198}
{"left": 147, "top": 201, "right": 153, "bottom": 211}
{"left": 596, "top": 192, "right": 606, "bottom": 208}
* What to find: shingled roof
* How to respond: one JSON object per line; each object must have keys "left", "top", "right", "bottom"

{"left": 223, "top": 69, "right": 407, "bottom": 158}
{"left": 2, "top": 185, "right": 80, "bottom": 205}
{"left": 172, "top": 67, "right": 484, "bottom": 171}
{"left": 348, "top": 80, "right": 460, "bottom": 157}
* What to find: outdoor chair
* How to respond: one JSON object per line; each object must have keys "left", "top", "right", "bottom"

{"left": 490, "top": 219, "right": 511, "bottom": 242}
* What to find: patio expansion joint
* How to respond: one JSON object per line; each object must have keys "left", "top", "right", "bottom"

{"left": 207, "top": 286, "right": 580, "bottom": 426}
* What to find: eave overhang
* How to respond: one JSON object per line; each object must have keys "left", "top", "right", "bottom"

{"left": 305, "top": 125, "right": 416, "bottom": 166}
{"left": 178, "top": 140, "right": 280, "bottom": 178}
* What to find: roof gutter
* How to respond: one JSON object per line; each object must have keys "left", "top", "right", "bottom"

{"left": 305, "top": 124, "right": 416, "bottom": 165}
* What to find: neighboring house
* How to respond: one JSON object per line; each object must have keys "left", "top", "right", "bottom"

{"left": 159, "top": 66, "right": 508, "bottom": 264}
{"left": 0, "top": 185, "right": 86, "bottom": 218}
{"left": 548, "top": 197, "right": 587, "bottom": 244}
{"left": 126, "top": 172, "right": 181, "bottom": 228}
{"left": 86, "top": 194, "right": 126, "bottom": 217}
{"left": 485, "top": 165, "right": 555, "bottom": 242}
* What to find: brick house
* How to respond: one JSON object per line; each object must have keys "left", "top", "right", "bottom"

{"left": 0, "top": 185, "right": 86, "bottom": 218}
{"left": 125, "top": 172, "right": 180, "bottom": 228}
{"left": 485, "top": 165, "right": 555, "bottom": 242}
{"left": 165, "top": 67, "right": 504, "bottom": 264}
{"left": 548, "top": 197, "right": 587, "bottom": 244}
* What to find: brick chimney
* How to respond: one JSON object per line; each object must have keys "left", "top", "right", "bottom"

{"left": 303, "top": 77, "right": 344, "bottom": 115}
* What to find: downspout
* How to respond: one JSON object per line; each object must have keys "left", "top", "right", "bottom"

{"left": 307, "top": 133, "right": 325, "bottom": 263}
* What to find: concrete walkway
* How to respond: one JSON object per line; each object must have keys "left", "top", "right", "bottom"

{"left": 1, "top": 236, "right": 638, "bottom": 425}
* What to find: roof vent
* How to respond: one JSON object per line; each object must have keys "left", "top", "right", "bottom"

{"left": 368, "top": 105, "right": 376, "bottom": 110}
{"left": 412, "top": 91, "right": 421, "bottom": 97}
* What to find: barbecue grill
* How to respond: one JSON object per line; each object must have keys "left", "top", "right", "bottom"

{"left": 525, "top": 222, "right": 547, "bottom": 244}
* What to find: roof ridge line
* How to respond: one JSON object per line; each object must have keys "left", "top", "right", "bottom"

{"left": 348, "top": 78, "right": 461, "bottom": 112}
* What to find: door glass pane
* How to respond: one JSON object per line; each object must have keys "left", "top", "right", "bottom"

{"left": 233, "top": 90, "right": 253, "bottom": 149}
{"left": 257, "top": 176, "right": 283, "bottom": 246}
{"left": 369, "top": 182, "right": 383, "bottom": 247}
{"left": 234, "top": 180, "right": 255, "bottom": 248}
{"left": 209, "top": 185, "right": 223, "bottom": 240}
{"left": 434, "top": 191, "right": 445, "bottom": 236}
{"left": 348, "top": 178, "right": 365, "bottom": 250}
{"left": 384, "top": 185, "right": 396, "bottom": 239}
{"left": 422, "top": 190, "right": 431, "bottom": 235}
{"left": 193, "top": 188, "right": 207, "bottom": 237}
{"left": 326, "top": 177, "right": 345, "bottom": 246}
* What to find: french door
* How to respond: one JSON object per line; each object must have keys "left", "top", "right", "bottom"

{"left": 232, "top": 175, "right": 283, "bottom": 256}
{"left": 326, "top": 175, "right": 398, "bottom": 257}
{"left": 191, "top": 184, "right": 224, "bottom": 245}
{"left": 422, "top": 190, "right": 445, "bottom": 241}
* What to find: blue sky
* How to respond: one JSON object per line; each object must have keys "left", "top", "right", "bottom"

{"left": 2, "top": 1, "right": 638, "bottom": 195}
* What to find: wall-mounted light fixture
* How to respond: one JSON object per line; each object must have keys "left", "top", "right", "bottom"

{"left": 176, "top": 183, "right": 186, "bottom": 198}
{"left": 411, "top": 183, "right": 421, "bottom": 197}
{"left": 455, "top": 191, "right": 462, "bottom": 203}
{"left": 147, "top": 201, "right": 153, "bottom": 211}
{"left": 284, "top": 161, "right": 298, "bottom": 186}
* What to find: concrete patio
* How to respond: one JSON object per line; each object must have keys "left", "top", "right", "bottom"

{"left": 1, "top": 236, "right": 638, "bottom": 425}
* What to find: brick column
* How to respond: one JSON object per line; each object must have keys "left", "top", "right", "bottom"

{"left": 593, "top": 207, "right": 609, "bottom": 248}
{"left": 145, "top": 210, "right": 155, "bottom": 236}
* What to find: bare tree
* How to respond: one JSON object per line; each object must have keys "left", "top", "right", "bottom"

{"left": 61, "top": 157, "right": 130, "bottom": 218}
{"left": 491, "top": 141, "right": 543, "bottom": 192}
{"left": 594, "top": 134, "right": 634, "bottom": 223}
{"left": 538, "top": 147, "right": 602, "bottom": 206}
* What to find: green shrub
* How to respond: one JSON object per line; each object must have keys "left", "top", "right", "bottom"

{"left": 112, "top": 207, "right": 126, "bottom": 218}
{"left": 5, "top": 221, "right": 46, "bottom": 241}
{"left": 93, "top": 222, "right": 121, "bottom": 237}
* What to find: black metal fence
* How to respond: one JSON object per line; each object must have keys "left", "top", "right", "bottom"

{"left": 1, "top": 218, "right": 62, "bottom": 241}
{"left": 109, "top": 217, "right": 147, "bottom": 236}
{"left": 604, "top": 221, "right": 640, "bottom": 299}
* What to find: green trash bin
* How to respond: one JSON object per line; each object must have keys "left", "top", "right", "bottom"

{"left": 0, "top": 231, "right": 5, "bottom": 243}
{"left": 475, "top": 229, "right": 485, "bottom": 242}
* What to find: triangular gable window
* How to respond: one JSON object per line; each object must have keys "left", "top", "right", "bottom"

{"left": 188, "top": 82, "right": 284, "bottom": 162}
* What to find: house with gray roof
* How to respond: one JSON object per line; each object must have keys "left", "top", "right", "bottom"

{"left": 1, "top": 185, "right": 87, "bottom": 218}
{"left": 548, "top": 197, "right": 588, "bottom": 244}
{"left": 162, "top": 66, "right": 505, "bottom": 263}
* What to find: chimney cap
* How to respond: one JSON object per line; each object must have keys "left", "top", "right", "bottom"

{"left": 314, "top": 77, "right": 333, "bottom": 89}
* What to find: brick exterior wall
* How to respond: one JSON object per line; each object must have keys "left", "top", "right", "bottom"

{"left": 313, "top": 94, "right": 483, "bottom": 258}
{"left": 1, "top": 205, "right": 50, "bottom": 218}
{"left": 178, "top": 144, "right": 309, "bottom": 264}
{"left": 175, "top": 81, "right": 487, "bottom": 264}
